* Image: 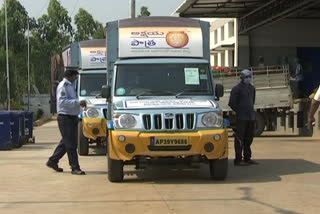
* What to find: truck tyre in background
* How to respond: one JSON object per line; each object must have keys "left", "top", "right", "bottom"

{"left": 209, "top": 158, "right": 228, "bottom": 180}
{"left": 15, "top": 138, "right": 23, "bottom": 148}
{"left": 77, "top": 121, "right": 89, "bottom": 155}
{"left": 254, "top": 112, "right": 265, "bottom": 137}
{"left": 108, "top": 151, "right": 124, "bottom": 182}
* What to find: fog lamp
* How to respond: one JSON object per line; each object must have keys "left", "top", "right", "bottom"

{"left": 204, "top": 142, "right": 214, "bottom": 152}
{"left": 118, "top": 135, "right": 126, "bottom": 142}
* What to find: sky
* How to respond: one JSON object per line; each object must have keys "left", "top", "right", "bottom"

{"left": 0, "top": 0, "right": 185, "bottom": 24}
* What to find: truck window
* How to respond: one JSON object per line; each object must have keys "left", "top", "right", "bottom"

{"left": 80, "top": 73, "right": 107, "bottom": 96}
{"left": 115, "top": 64, "right": 213, "bottom": 96}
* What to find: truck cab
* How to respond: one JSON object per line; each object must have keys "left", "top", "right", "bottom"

{"left": 77, "top": 69, "right": 107, "bottom": 155}
{"left": 62, "top": 39, "right": 108, "bottom": 155}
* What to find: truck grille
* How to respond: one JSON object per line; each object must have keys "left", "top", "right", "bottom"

{"left": 142, "top": 113, "right": 195, "bottom": 131}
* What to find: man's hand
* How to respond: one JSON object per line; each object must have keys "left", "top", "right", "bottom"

{"left": 80, "top": 100, "right": 87, "bottom": 108}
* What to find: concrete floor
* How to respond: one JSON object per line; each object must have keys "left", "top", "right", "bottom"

{"left": 1, "top": 121, "right": 320, "bottom": 214}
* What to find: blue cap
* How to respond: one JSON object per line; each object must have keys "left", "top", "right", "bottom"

{"left": 240, "top": 69, "right": 252, "bottom": 78}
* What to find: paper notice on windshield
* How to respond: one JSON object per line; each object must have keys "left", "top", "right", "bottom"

{"left": 184, "top": 68, "right": 200, "bottom": 85}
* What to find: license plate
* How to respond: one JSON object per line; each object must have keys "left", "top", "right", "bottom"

{"left": 150, "top": 136, "right": 188, "bottom": 146}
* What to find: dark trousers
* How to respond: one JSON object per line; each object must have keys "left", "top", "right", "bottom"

{"left": 49, "top": 114, "right": 80, "bottom": 170}
{"left": 234, "top": 120, "right": 255, "bottom": 162}
{"left": 290, "top": 80, "right": 304, "bottom": 99}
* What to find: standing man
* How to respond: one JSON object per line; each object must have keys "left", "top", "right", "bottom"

{"left": 291, "top": 57, "right": 304, "bottom": 98}
{"left": 229, "top": 69, "right": 258, "bottom": 166}
{"left": 46, "top": 67, "right": 86, "bottom": 175}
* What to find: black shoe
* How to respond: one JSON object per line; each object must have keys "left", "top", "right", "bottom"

{"left": 46, "top": 161, "right": 63, "bottom": 172}
{"left": 71, "top": 169, "right": 86, "bottom": 175}
{"left": 245, "top": 160, "right": 259, "bottom": 165}
{"left": 234, "top": 160, "right": 249, "bottom": 166}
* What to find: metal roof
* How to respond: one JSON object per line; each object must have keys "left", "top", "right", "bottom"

{"left": 175, "top": 0, "right": 320, "bottom": 33}
{"left": 175, "top": 0, "right": 270, "bottom": 18}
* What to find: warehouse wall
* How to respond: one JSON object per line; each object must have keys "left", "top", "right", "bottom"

{"left": 248, "top": 18, "right": 320, "bottom": 66}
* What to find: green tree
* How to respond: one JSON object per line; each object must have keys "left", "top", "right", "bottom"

{"left": 31, "top": 0, "right": 73, "bottom": 94}
{"left": 93, "top": 21, "right": 105, "bottom": 39}
{"left": 74, "top": 8, "right": 104, "bottom": 41}
{"left": 138, "top": 6, "right": 151, "bottom": 17}
{"left": 37, "top": 0, "right": 73, "bottom": 54}
{"left": 0, "top": 0, "right": 105, "bottom": 107}
{"left": 0, "top": 0, "right": 29, "bottom": 107}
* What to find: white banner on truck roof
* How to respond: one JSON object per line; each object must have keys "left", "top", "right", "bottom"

{"left": 81, "top": 47, "right": 106, "bottom": 70}
{"left": 119, "top": 27, "right": 203, "bottom": 58}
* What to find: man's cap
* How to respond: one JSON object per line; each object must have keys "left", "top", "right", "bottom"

{"left": 65, "top": 67, "right": 79, "bottom": 75}
{"left": 240, "top": 69, "right": 252, "bottom": 78}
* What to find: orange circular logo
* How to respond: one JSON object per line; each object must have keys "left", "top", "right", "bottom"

{"left": 166, "top": 31, "right": 189, "bottom": 48}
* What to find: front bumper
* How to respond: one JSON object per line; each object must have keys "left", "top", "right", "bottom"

{"left": 82, "top": 118, "right": 107, "bottom": 140}
{"left": 108, "top": 129, "right": 228, "bottom": 160}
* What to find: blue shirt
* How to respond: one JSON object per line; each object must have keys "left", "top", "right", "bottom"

{"left": 228, "top": 82, "right": 256, "bottom": 121}
{"left": 56, "top": 78, "right": 80, "bottom": 116}
{"left": 295, "top": 64, "right": 303, "bottom": 82}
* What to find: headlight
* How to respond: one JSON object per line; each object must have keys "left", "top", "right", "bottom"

{"left": 113, "top": 114, "right": 142, "bottom": 129}
{"left": 202, "top": 112, "right": 217, "bottom": 127}
{"left": 86, "top": 107, "right": 99, "bottom": 118}
{"left": 197, "top": 112, "right": 223, "bottom": 128}
{"left": 119, "top": 114, "right": 137, "bottom": 128}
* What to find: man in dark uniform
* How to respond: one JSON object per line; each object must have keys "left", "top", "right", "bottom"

{"left": 228, "top": 69, "right": 259, "bottom": 166}
{"left": 46, "top": 67, "right": 87, "bottom": 175}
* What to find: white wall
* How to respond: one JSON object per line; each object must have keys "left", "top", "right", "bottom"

{"left": 203, "top": 18, "right": 237, "bottom": 67}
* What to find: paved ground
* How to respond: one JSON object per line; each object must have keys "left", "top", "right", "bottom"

{"left": 1, "top": 120, "right": 320, "bottom": 214}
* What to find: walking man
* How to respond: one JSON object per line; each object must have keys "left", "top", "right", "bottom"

{"left": 46, "top": 67, "right": 86, "bottom": 175}
{"left": 229, "top": 69, "right": 259, "bottom": 166}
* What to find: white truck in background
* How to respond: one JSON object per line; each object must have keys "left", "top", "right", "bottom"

{"left": 61, "top": 39, "right": 108, "bottom": 155}
{"left": 214, "top": 65, "right": 310, "bottom": 136}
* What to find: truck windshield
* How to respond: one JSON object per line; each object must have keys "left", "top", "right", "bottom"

{"left": 115, "top": 64, "right": 213, "bottom": 96}
{"left": 80, "top": 73, "right": 106, "bottom": 97}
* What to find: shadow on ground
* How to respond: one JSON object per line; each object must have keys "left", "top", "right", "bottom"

{"left": 9, "top": 142, "right": 57, "bottom": 151}
{"left": 122, "top": 159, "right": 320, "bottom": 184}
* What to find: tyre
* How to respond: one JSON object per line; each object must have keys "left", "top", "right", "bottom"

{"left": 77, "top": 121, "right": 89, "bottom": 155}
{"left": 3, "top": 141, "right": 13, "bottom": 150}
{"left": 14, "top": 137, "right": 23, "bottom": 148}
{"left": 107, "top": 150, "right": 124, "bottom": 182}
{"left": 209, "top": 158, "right": 228, "bottom": 180}
{"left": 254, "top": 112, "right": 265, "bottom": 137}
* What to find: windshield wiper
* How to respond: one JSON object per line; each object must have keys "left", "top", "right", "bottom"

{"left": 95, "top": 93, "right": 102, "bottom": 98}
{"left": 136, "top": 91, "right": 174, "bottom": 99}
{"left": 175, "top": 90, "right": 209, "bottom": 98}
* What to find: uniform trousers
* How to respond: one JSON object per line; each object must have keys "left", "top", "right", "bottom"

{"left": 234, "top": 119, "right": 255, "bottom": 162}
{"left": 49, "top": 114, "right": 80, "bottom": 170}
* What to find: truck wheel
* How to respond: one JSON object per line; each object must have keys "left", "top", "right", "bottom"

{"left": 77, "top": 121, "right": 89, "bottom": 156}
{"left": 209, "top": 158, "right": 228, "bottom": 180}
{"left": 108, "top": 153, "right": 124, "bottom": 182}
{"left": 254, "top": 112, "right": 265, "bottom": 137}
{"left": 4, "top": 141, "right": 13, "bottom": 150}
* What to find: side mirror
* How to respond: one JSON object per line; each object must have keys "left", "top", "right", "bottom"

{"left": 215, "top": 84, "right": 224, "bottom": 100}
{"left": 101, "top": 85, "right": 111, "bottom": 99}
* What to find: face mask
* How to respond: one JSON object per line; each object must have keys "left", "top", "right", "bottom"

{"left": 243, "top": 77, "right": 252, "bottom": 84}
